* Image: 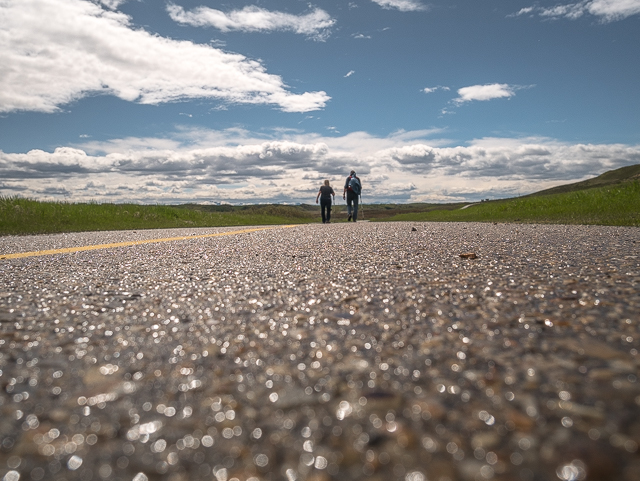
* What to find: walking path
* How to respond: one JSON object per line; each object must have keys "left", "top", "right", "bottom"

{"left": 1, "top": 222, "right": 639, "bottom": 481}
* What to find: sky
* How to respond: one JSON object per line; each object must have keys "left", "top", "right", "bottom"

{"left": 1, "top": 0, "right": 639, "bottom": 205}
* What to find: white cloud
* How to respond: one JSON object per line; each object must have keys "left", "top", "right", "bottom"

{"left": 0, "top": 0, "right": 329, "bottom": 114}
{"left": 587, "top": 0, "right": 640, "bottom": 20}
{"left": 1, "top": 128, "right": 638, "bottom": 204}
{"left": 344, "top": 70, "right": 355, "bottom": 78}
{"left": 454, "top": 84, "right": 516, "bottom": 104}
{"left": 167, "top": 4, "right": 335, "bottom": 40}
{"left": 423, "top": 86, "right": 450, "bottom": 94}
{"left": 371, "top": 0, "right": 428, "bottom": 12}
{"left": 96, "top": 0, "right": 127, "bottom": 9}
{"left": 512, "top": 0, "right": 640, "bottom": 22}
{"left": 512, "top": 6, "right": 535, "bottom": 16}
{"left": 539, "top": 3, "right": 587, "bottom": 19}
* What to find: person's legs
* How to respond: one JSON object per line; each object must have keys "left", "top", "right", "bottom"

{"left": 352, "top": 195, "right": 359, "bottom": 222}
{"left": 326, "top": 200, "right": 332, "bottom": 222}
{"left": 347, "top": 192, "right": 358, "bottom": 221}
{"left": 320, "top": 199, "right": 327, "bottom": 223}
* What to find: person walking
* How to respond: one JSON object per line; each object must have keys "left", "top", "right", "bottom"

{"left": 316, "top": 179, "right": 335, "bottom": 224}
{"left": 343, "top": 170, "right": 361, "bottom": 222}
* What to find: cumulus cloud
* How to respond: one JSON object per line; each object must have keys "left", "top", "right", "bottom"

{"left": 1, "top": 128, "right": 639, "bottom": 204}
{"left": 587, "top": 0, "right": 640, "bottom": 20}
{"left": 454, "top": 84, "right": 516, "bottom": 104}
{"left": 371, "top": 0, "right": 428, "bottom": 12}
{"left": 0, "top": 0, "right": 329, "bottom": 114}
{"left": 167, "top": 4, "right": 335, "bottom": 40}
{"left": 512, "top": 0, "right": 640, "bottom": 22}
{"left": 96, "top": 0, "right": 126, "bottom": 9}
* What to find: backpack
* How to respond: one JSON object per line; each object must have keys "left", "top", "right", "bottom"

{"left": 348, "top": 176, "right": 361, "bottom": 195}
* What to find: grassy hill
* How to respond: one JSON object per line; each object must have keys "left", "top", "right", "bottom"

{"left": 523, "top": 164, "right": 640, "bottom": 197}
{"left": 383, "top": 180, "right": 639, "bottom": 226}
{"left": 1, "top": 164, "right": 639, "bottom": 235}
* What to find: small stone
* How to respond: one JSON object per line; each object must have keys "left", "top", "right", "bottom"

{"left": 504, "top": 408, "right": 536, "bottom": 431}
{"left": 459, "top": 252, "right": 477, "bottom": 259}
{"left": 457, "top": 460, "right": 486, "bottom": 481}
{"left": 306, "top": 474, "right": 331, "bottom": 481}
{"left": 412, "top": 399, "right": 447, "bottom": 421}
{"left": 363, "top": 391, "right": 403, "bottom": 413}
{"left": 46, "top": 408, "right": 70, "bottom": 423}
{"left": 471, "top": 431, "right": 501, "bottom": 449}
{"left": 558, "top": 401, "right": 605, "bottom": 421}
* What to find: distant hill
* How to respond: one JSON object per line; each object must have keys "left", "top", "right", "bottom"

{"left": 525, "top": 163, "right": 640, "bottom": 197}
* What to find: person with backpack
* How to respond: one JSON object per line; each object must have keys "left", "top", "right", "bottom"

{"left": 315, "top": 179, "right": 335, "bottom": 223}
{"left": 343, "top": 170, "right": 361, "bottom": 222}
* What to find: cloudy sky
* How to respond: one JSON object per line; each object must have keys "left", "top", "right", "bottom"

{"left": 1, "top": 0, "right": 639, "bottom": 204}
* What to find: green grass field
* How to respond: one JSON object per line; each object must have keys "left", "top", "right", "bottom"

{"left": 1, "top": 166, "right": 639, "bottom": 235}
{"left": 0, "top": 199, "right": 317, "bottom": 236}
{"left": 382, "top": 180, "right": 640, "bottom": 226}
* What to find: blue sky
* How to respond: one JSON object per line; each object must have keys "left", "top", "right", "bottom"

{"left": 1, "top": 0, "right": 639, "bottom": 204}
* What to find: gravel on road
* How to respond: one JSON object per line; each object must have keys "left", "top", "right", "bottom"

{"left": 1, "top": 222, "right": 639, "bottom": 481}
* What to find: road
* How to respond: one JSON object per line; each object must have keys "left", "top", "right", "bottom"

{"left": 1, "top": 222, "right": 639, "bottom": 481}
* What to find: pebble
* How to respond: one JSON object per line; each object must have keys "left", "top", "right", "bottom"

{"left": 0, "top": 222, "right": 639, "bottom": 480}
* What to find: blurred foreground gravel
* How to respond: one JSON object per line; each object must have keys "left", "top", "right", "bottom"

{"left": 1, "top": 222, "right": 639, "bottom": 481}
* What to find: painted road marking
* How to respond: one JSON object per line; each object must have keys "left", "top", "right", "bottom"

{"left": 0, "top": 225, "right": 299, "bottom": 260}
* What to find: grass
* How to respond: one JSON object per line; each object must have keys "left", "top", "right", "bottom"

{"left": 0, "top": 198, "right": 317, "bottom": 236}
{"left": 383, "top": 180, "right": 640, "bottom": 226}
{"left": 2, "top": 165, "right": 639, "bottom": 235}
{"left": 524, "top": 164, "right": 640, "bottom": 197}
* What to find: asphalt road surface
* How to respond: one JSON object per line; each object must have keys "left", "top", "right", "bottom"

{"left": 1, "top": 222, "right": 639, "bottom": 481}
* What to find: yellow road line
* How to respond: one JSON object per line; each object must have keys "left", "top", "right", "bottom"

{"left": 0, "top": 225, "right": 299, "bottom": 260}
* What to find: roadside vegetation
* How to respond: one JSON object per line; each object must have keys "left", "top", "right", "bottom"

{"left": 383, "top": 180, "right": 640, "bottom": 226}
{"left": 1, "top": 165, "right": 638, "bottom": 235}
{"left": 0, "top": 200, "right": 316, "bottom": 236}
